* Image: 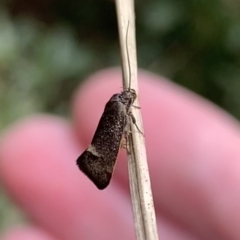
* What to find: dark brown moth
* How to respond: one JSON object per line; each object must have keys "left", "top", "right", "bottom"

{"left": 76, "top": 89, "right": 137, "bottom": 189}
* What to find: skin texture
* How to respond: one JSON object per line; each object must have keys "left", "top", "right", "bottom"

{"left": 1, "top": 68, "right": 240, "bottom": 240}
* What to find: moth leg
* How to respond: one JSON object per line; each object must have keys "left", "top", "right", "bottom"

{"left": 122, "top": 116, "right": 132, "bottom": 153}
{"left": 132, "top": 105, "right": 141, "bottom": 109}
{"left": 121, "top": 136, "right": 132, "bottom": 154}
{"left": 128, "top": 112, "right": 144, "bottom": 136}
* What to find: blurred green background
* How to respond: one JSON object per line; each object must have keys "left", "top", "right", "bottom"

{"left": 1, "top": 0, "right": 240, "bottom": 234}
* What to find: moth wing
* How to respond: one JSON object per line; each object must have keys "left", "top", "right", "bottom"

{"left": 77, "top": 149, "right": 114, "bottom": 190}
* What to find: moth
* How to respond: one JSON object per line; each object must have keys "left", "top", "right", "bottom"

{"left": 76, "top": 88, "right": 137, "bottom": 189}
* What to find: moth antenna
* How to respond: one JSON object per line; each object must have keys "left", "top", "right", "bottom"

{"left": 126, "top": 21, "right": 131, "bottom": 90}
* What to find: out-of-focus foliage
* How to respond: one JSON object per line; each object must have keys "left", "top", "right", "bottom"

{"left": 0, "top": 193, "right": 25, "bottom": 233}
{"left": 0, "top": 0, "right": 240, "bottom": 234}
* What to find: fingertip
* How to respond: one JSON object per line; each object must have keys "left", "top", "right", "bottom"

{"left": 0, "top": 114, "right": 81, "bottom": 202}
{"left": 71, "top": 68, "right": 240, "bottom": 239}
{"left": 0, "top": 114, "right": 136, "bottom": 239}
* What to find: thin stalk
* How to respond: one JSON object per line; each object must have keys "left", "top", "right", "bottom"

{"left": 115, "top": 1, "right": 159, "bottom": 240}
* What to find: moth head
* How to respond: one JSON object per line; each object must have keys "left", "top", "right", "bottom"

{"left": 120, "top": 89, "right": 137, "bottom": 109}
{"left": 109, "top": 89, "right": 137, "bottom": 109}
{"left": 122, "top": 89, "right": 137, "bottom": 103}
